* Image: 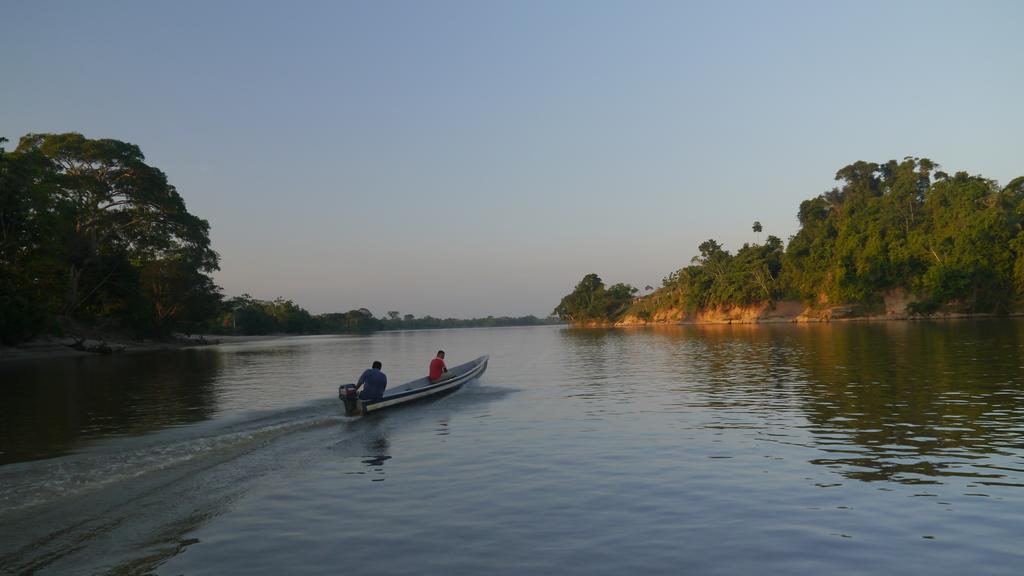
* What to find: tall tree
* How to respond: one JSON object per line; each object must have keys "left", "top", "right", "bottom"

{"left": 2, "top": 133, "right": 222, "bottom": 341}
{"left": 554, "top": 273, "right": 636, "bottom": 323}
{"left": 0, "top": 137, "right": 60, "bottom": 342}
{"left": 553, "top": 273, "right": 605, "bottom": 322}
{"left": 14, "top": 133, "right": 219, "bottom": 315}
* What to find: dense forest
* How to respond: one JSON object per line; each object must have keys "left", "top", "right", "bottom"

{"left": 555, "top": 158, "right": 1024, "bottom": 324}
{"left": 0, "top": 133, "right": 554, "bottom": 345}
{"left": 1, "top": 133, "right": 222, "bottom": 344}
{"left": 213, "top": 295, "right": 555, "bottom": 336}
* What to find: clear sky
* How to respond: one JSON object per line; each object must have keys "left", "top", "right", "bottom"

{"left": 2, "top": 0, "right": 1022, "bottom": 317}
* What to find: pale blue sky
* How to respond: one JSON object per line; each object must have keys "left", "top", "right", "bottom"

{"left": 2, "top": 1, "right": 1022, "bottom": 317}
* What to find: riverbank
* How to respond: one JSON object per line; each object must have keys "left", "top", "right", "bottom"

{"left": 609, "top": 296, "right": 1023, "bottom": 327}
{"left": 0, "top": 333, "right": 283, "bottom": 364}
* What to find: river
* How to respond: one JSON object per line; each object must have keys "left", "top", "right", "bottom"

{"left": 1, "top": 322, "right": 1023, "bottom": 575}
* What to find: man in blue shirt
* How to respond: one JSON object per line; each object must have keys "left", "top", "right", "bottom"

{"left": 356, "top": 361, "right": 387, "bottom": 401}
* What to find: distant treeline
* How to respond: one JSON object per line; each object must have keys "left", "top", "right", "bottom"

{"left": 556, "top": 158, "right": 1024, "bottom": 324}
{"left": 0, "top": 133, "right": 554, "bottom": 345}
{"left": 213, "top": 295, "right": 558, "bottom": 336}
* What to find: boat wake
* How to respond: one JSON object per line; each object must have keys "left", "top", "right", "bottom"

{"left": 0, "top": 399, "right": 352, "bottom": 575}
{"left": 0, "top": 399, "right": 344, "bottom": 514}
{"left": 0, "top": 379, "right": 504, "bottom": 576}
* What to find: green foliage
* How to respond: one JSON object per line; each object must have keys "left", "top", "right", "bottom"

{"left": 553, "top": 273, "right": 637, "bottom": 323}
{"left": 656, "top": 235, "right": 785, "bottom": 313}
{"left": 556, "top": 158, "right": 1024, "bottom": 323}
{"left": 315, "top": 308, "right": 381, "bottom": 334}
{"left": 215, "top": 295, "right": 320, "bottom": 335}
{"left": 207, "top": 300, "right": 556, "bottom": 336}
{"left": 378, "top": 313, "right": 558, "bottom": 330}
{"left": 785, "top": 159, "right": 1020, "bottom": 313}
{"left": 0, "top": 133, "right": 221, "bottom": 342}
{"left": 139, "top": 259, "right": 223, "bottom": 335}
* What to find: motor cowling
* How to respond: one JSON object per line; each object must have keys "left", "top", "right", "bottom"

{"left": 339, "top": 383, "right": 360, "bottom": 416}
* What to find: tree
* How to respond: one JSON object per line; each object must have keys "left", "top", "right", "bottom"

{"left": 0, "top": 138, "right": 58, "bottom": 342}
{"left": 138, "top": 258, "right": 222, "bottom": 334}
{"left": 752, "top": 221, "right": 762, "bottom": 243}
{"left": 602, "top": 283, "right": 638, "bottom": 318}
{"left": 14, "top": 133, "right": 219, "bottom": 316}
{"left": 1, "top": 133, "right": 221, "bottom": 342}
{"left": 560, "top": 157, "right": 1024, "bottom": 321}
{"left": 908, "top": 172, "right": 1014, "bottom": 312}
{"left": 343, "top": 308, "right": 381, "bottom": 332}
{"left": 1005, "top": 176, "right": 1024, "bottom": 295}
{"left": 553, "top": 273, "right": 636, "bottom": 323}
{"left": 553, "top": 273, "right": 604, "bottom": 322}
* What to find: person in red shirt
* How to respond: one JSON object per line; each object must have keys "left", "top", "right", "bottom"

{"left": 429, "top": 350, "right": 450, "bottom": 382}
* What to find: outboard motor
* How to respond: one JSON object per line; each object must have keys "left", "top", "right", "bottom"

{"left": 339, "top": 383, "right": 360, "bottom": 416}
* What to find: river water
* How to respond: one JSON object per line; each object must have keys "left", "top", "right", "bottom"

{"left": 1, "top": 322, "right": 1023, "bottom": 575}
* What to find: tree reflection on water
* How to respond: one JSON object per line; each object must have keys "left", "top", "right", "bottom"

{"left": 791, "top": 320, "right": 1024, "bottom": 485}
{"left": 0, "top": 349, "right": 223, "bottom": 464}
{"left": 560, "top": 320, "right": 1024, "bottom": 487}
